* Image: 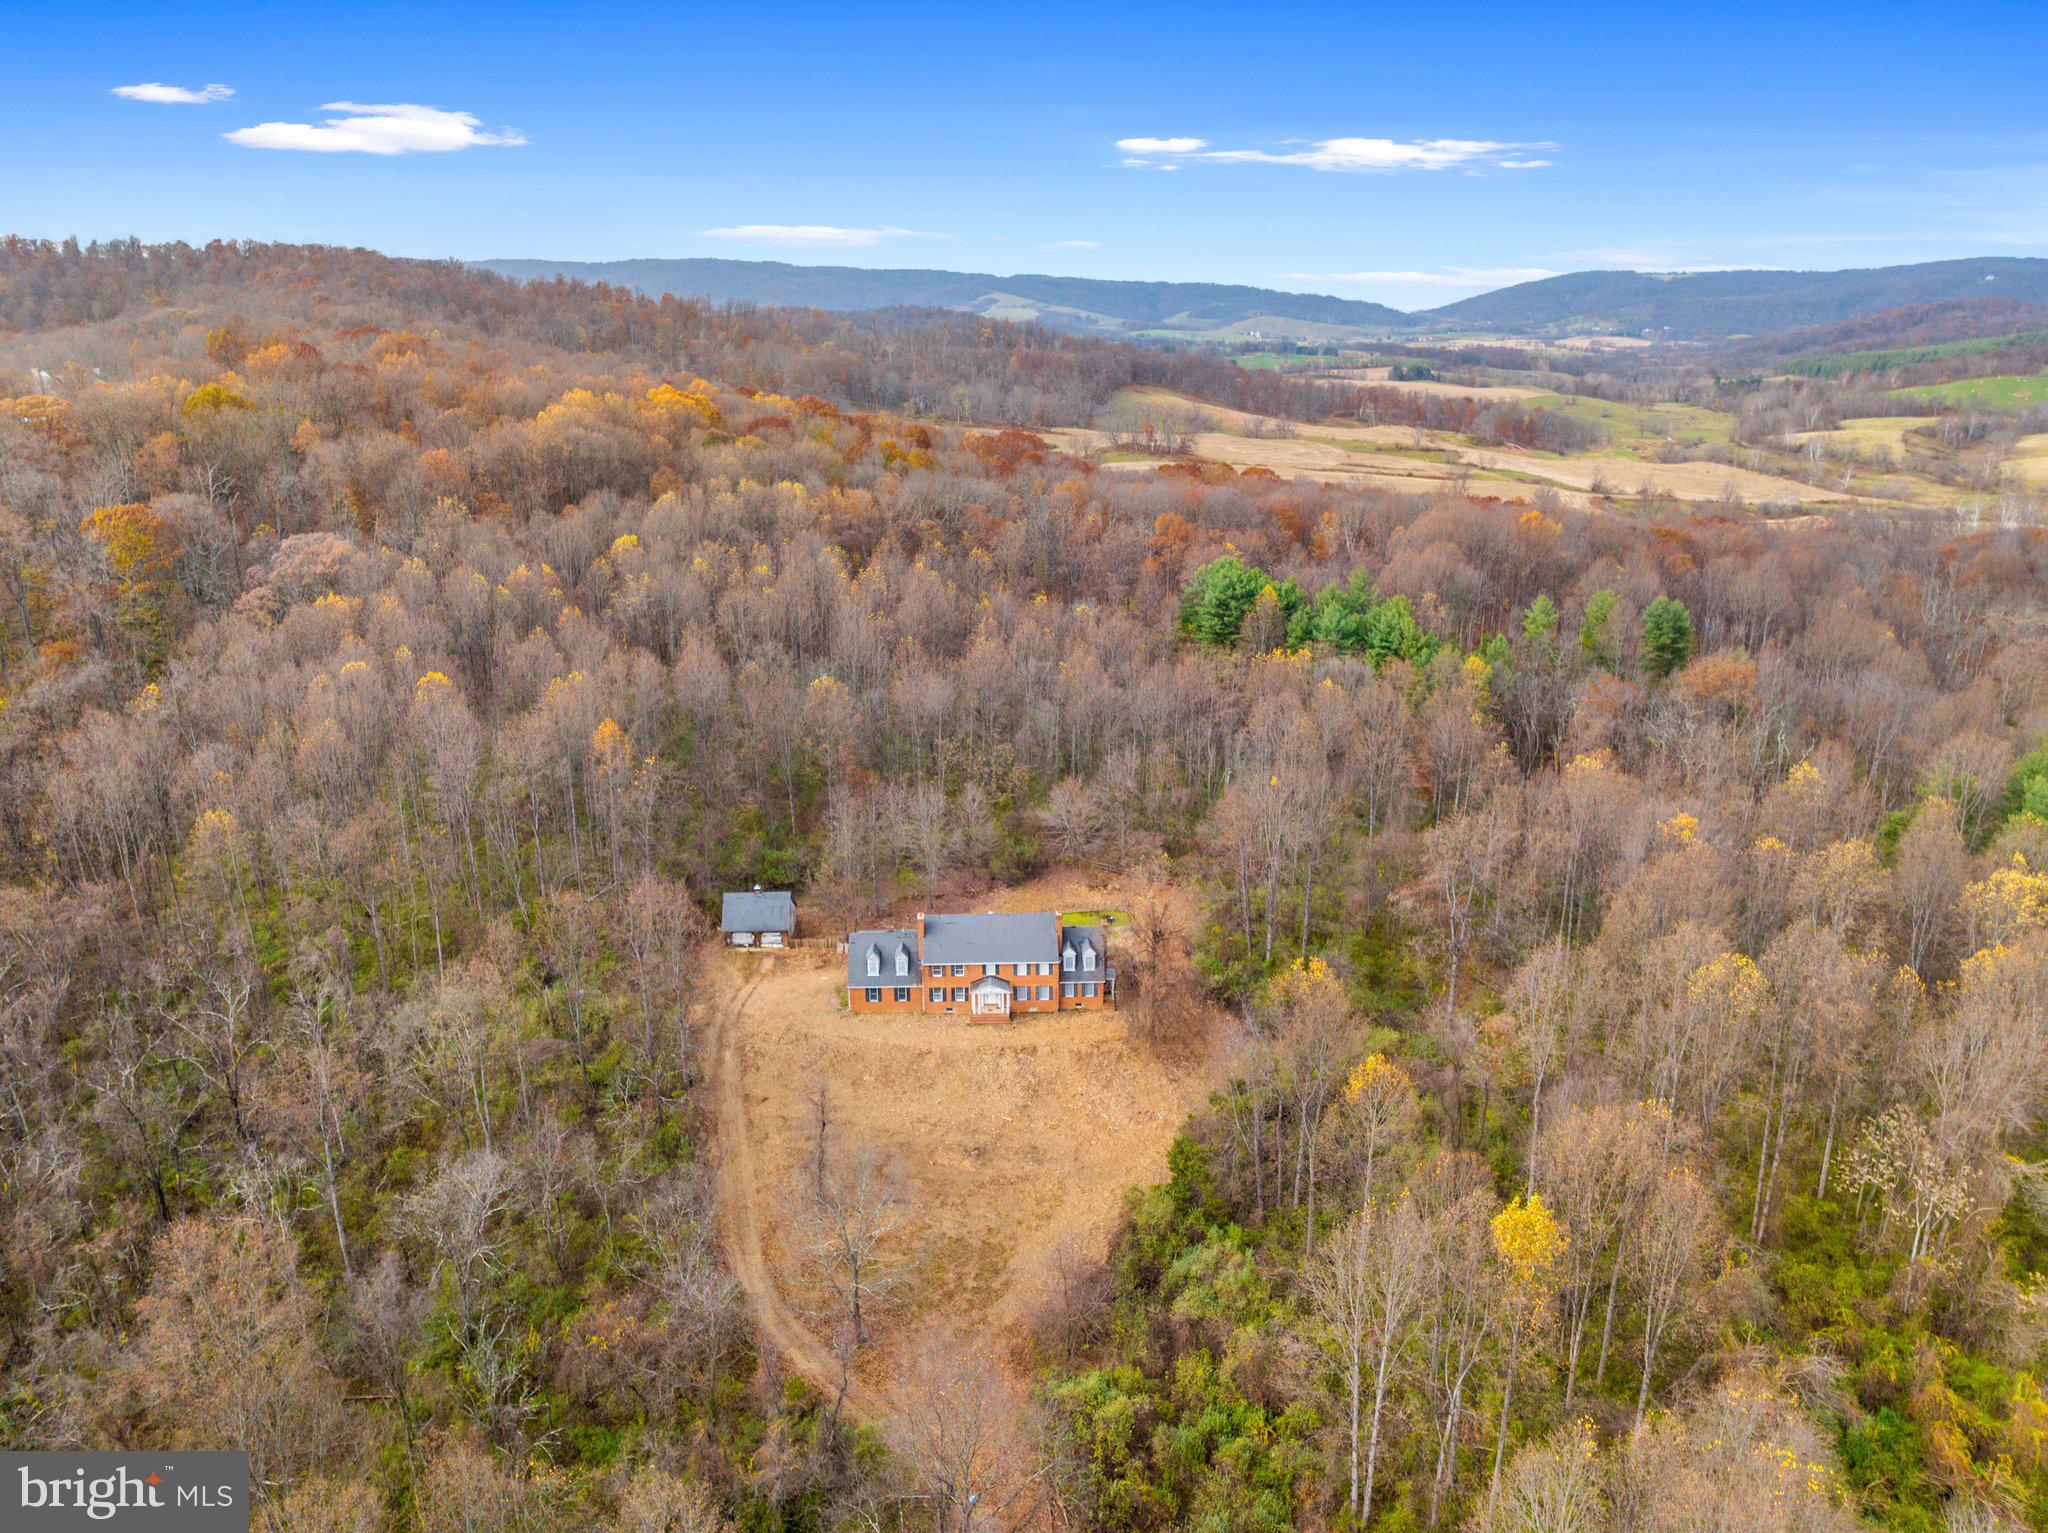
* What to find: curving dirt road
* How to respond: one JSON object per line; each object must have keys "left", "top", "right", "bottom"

{"left": 708, "top": 964, "right": 887, "bottom": 1422}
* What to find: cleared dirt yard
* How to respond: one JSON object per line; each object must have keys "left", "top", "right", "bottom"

{"left": 710, "top": 872, "right": 1226, "bottom": 1411}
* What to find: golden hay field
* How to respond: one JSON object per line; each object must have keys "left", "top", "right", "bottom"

{"left": 1455, "top": 445, "right": 1861, "bottom": 504}
{"left": 1048, "top": 392, "right": 1857, "bottom": 508}
{"left": 2007, "top": 433, "right": 2048, "bottom": 487}
{"left": 1781, "top": 416, "right": 1932, "bottom": 456}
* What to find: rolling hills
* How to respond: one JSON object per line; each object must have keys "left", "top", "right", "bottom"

{"left": 1425, "top": 257, "right": 2048, "bottom": 338}
{"left": 476, "top": 257, "right": 1410, "bottom": 339}
{"left": 479, "top": 254, "right": 2048, "bottom": 343}
{"left": 1708, "top": 297, "right": 2048, "bottom": 368}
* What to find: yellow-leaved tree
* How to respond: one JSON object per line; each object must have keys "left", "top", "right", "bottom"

{"left": 1490, "top": 1192, "right": 1567, "bottom": 1517}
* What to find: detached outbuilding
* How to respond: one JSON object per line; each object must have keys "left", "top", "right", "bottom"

{"left": 721, "top": 887, "right": 796, "bottom": 947}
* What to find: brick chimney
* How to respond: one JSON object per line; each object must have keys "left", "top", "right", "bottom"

{"left": 914, "top": 912, "right": 926, "bottom": 965}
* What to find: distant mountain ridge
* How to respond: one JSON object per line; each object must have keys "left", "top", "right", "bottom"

{"left": 476, "top": 257, "right": 1410, "bottom": 339}
{"left": 1424, "top": 258, "right": 2048, "bottom": 339}
{"left": 477, "top": 254, "right": 2048, "bottom": 343}
{"left": 1708, "top": 298, "right": 2048, "bottom": 367}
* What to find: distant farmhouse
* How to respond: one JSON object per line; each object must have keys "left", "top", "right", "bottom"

{"left": 846, "top": 911, "right": 1112, "bottom": 1019}
{"left": 722, "top": 887, "right": 796, "bottom": 947}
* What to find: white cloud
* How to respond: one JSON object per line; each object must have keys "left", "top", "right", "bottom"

{"left": 1052, "top": 239, "right": 1102, "bottom": 249}
{"left": 1288, "top": 266, "right": 1560, "bottom": 287}
{"left": 1574, "top": 246, "right": 1672, "bottom": 267}
{"left": 699, "top": 224, "right": 947, "bottom": 247}
{"left": 1120, "top": 135, "right": 1554, "bottom": 173}
{"left": 114, "top": 82, "right": 233, "bottom": 104}
{"left": 1569, "top": 245, "right": 1795, "bottom": 272}
{"left": 1570, "top": 247, "right": 1792, "bottom": 272}
{"left": 224, "top": 102, "right": 526, "bottom": 154}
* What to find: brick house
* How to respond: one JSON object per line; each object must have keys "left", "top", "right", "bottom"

{"left": 845, "top": 911, "right": 1113, "bottom": 1019}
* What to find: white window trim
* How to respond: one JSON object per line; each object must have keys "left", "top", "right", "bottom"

{"left": 866, "top": 950, "right": 880, "bottom": 977}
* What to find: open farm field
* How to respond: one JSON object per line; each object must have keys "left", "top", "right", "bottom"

{"left": 1894, "top": 371, "right": 2048, "bottom": 408}
{"left": 1059, "top": 390, "right": 1859, "bottom": 508}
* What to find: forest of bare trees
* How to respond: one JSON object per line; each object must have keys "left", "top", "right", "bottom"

{"left": 5, "top": 239, "right": 2048, "bottom": 1531}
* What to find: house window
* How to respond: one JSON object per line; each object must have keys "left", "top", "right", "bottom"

{"left": 1038, "top": 985, "right": 1052, "bottom": 1001}
{"left": 1084, "top": 982, "right": 1098, "bottom": 998}
{"left": 896, "top": 949, "right": 909, "bottom": 977}
{"left": 928, "top": 988, "right": 943, "bottom": 1004}
{"left": 1062, "top": 982, "right": 1076, "bottom": 998}
{"left": 952, "top": 964, "right": 965, "bottom": 977}
{"left": 952, "top": 987, "right": 967, "bottom": 1002}
{"left": 866, "top": 950, "right": 880, "bottom": 978}
{"left": 1062, "top": 948, "right": 1074, "bottom": 971}
{"left": 894, "top": 987, "right": 909, "bottom": 1002}
{"left": 865, "top": 988, "right": 880, "bottom": 1003}
{"left": 1082, "top": 946, "right": 1095, "bottom": 972}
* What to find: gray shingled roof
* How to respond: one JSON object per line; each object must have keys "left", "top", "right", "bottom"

{"left": 920, "top": 911, "right": 1060, "bottom": 967}
{"left": 721, "top": 889, "right": 795, "bottom": 933}
{"left": 1060, "top": 924, "right": 1106, "bottom": 972}
{"left": 847, "top": 929, "right": 918, "bottom": 988}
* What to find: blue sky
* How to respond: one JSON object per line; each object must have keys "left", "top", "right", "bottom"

{"left": 7, "top": 0, "right": 2048, "bottom": 310}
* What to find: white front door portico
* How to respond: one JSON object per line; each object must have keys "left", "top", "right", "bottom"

{"left": 969, "top": 975, "right": 1013, "bottom": 1017}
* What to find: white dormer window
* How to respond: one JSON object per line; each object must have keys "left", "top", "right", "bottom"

{"left": 1062, "top": 947, "right": 1075, "bottom": 971}
{"left": 896, "top": 947, "right": 909, "bottom": 977}
{"left": 866, "top": 948, "right": 880, "bottom": 978}
{"left": 1082, "top": 945, "right": 1096, "bottom": 972}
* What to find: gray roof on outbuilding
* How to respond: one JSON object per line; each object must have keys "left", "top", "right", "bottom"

{"left": 847, "top": 929, "right": 918, "bottom": 988}
{"left": 722, "top": 890, "right": 795, "bottom": 933}
{"left": 920, "top": 911, "right": 1060, "bottom": 967}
